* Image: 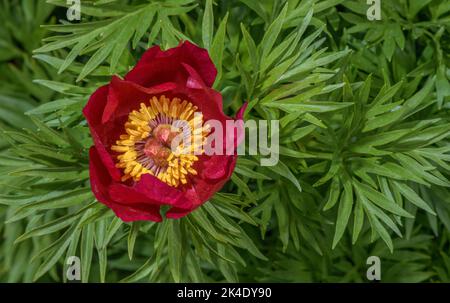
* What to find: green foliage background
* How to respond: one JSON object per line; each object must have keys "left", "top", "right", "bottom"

{"left": 0, "top": 0, "right": 449, "bottom": 282}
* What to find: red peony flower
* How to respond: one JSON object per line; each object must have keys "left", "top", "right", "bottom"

{"left": 83, "top": 41, "right": 246, "bottom": 222}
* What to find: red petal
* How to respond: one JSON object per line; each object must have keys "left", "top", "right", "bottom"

{"left": 133, "top": 174, "right": 183, "bottom": 205}
{"left": 102, "top": 76, "right": 176, "bottom": 125}
{"left": 165, "top": 172, "right": 232, "bottom": 219}
{"left": 89, "top": 147, "right": 162, "bottom": 222}
{"left": 126, "top": 41, "right": 217, "bottom": 88}
{"left": 198, "top": 154, "right": 236, "bottom": 181}
{"left": 236, "top": 102, "right": 248, "bottom": 120}
{"left": 181, "top": 41, "right": 217, "bottom": 87}
{"left": 83, "top": 86, "right": 122, "bottom": 181}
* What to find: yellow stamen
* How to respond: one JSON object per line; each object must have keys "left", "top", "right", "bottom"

{"left": 111, "top": 95, "right": 209, "bottom": 187}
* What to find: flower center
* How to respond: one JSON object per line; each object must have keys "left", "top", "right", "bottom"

{"left": 111, "top": 95, "right": 209, "bottom": 187}
{"left": 143, "top": 125, "right": 178, "bottom": 167}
